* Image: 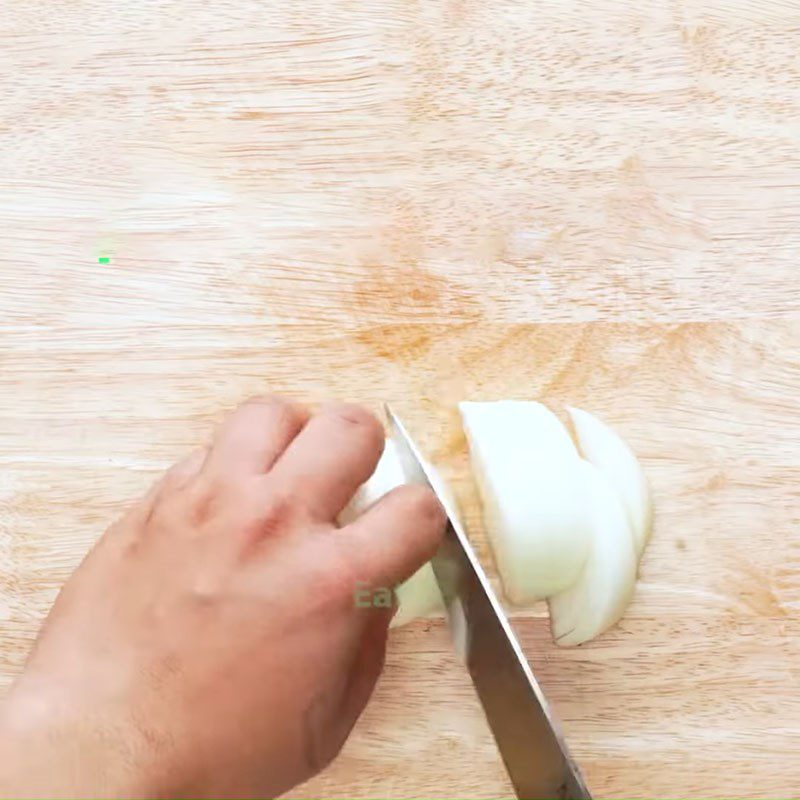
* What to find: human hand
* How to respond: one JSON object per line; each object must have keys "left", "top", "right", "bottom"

{"left": 0, "top": 397, "right": 445, "bottom": 798}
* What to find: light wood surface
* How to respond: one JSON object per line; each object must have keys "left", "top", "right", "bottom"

{"left": 1, "top": 1, "right": 799, "bottom": 797}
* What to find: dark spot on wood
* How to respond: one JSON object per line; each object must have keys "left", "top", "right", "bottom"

{"left": 351, "top": 324, "right": 434, "bottom": 362}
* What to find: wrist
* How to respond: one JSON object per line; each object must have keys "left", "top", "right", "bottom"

{"left": 0, "top": 677, "right": 156, "bottom": 799}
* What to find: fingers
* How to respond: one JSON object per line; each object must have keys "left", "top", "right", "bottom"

{"left": 203, "top": 396, "right": 310, "bottom": 478}
{"left": 269, "top": 403, "right": 385, "bottom": 522}
{"left": 338, "top": 484, "right": 446, "bottom": 590}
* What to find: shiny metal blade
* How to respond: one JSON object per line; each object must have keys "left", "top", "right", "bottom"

{"left": 385, "top": 406, "right": 591, "bottom": 800}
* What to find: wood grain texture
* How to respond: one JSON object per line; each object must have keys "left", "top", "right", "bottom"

{"left": 1, "top": 0, "right": 799, "bottom": 797}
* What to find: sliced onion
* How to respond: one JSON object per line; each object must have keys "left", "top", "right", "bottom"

{"left": 567, "top": 407, "right": 653, "bottom": 557}
{"left": 459, "top": 401, "right": 592, "bottom": 603}
{"left": 343, "top": 403, "right": 651, "bottom": 645}
{"left": 547, "top": 460, "right": 638, "bottom": 646}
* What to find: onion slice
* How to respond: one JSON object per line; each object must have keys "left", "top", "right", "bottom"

{"left": 548, "top": 460, "right": 638, "bottom": 646}
{"left": 459, "top": 401, "right": 592, "bottom": 603}
{"left": 567, "top": 407, "right": 653, "bottom": 557}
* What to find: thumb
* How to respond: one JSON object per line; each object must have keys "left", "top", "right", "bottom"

{"left": 338, "top": 484, "right": 446, "bottom": 590}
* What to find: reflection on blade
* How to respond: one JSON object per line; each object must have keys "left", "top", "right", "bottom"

{"left": 385, "top": 406, "right": 592, "bottom": 800}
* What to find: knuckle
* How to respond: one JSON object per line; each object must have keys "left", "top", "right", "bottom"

{"left": 190, "top": 572, "right": 224, "bottom": 605}
{"left": 161, "top": 449, "right": 206, "bottom": 491}
{"left": 183, "top": 472, "right": 303, "bottom": 539}
{"left": 253, "top": 486, "right": 298, "bottom": 536}
{"left": 148, "top": 493, "right": 190, "bottom": 533}
{"left": 188, "top": 479, "right": 226, "bottom": 523}
{"left": 183, "top": 475, "right": 253, "bottom": 526}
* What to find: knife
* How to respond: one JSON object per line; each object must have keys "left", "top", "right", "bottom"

{"left": 385, "top": 406, "right": 592, "bottom": 800}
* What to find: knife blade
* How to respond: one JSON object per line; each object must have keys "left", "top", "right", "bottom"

{"left": 385, "top": 406, "right": 592, "bottom": 800}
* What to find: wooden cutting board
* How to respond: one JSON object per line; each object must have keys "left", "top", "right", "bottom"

{"left": 1, "top": 1, "right": 799, "bottom": 797}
